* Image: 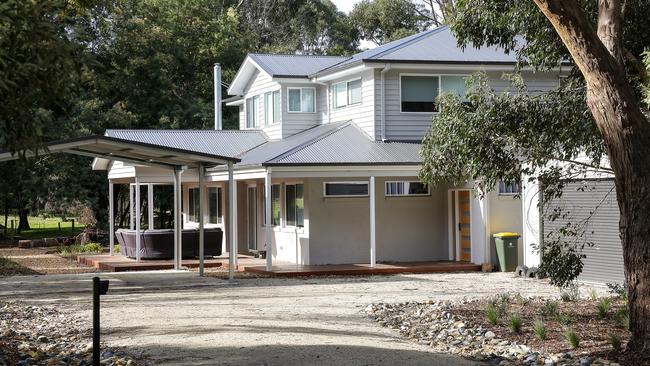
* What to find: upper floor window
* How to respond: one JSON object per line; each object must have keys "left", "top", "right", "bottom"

{"left": 288, "top": 87, "right": 315, "bottom": 113}
{"left": 400, "top": 74, "right": 468, "bottom": 113}
{"left": 385, "top": 181, "right": 430, "bottom": 197}
{"left": 264, "top": 90, "right": 280, "bottom": 126}
{"left": 333, "top": 78, "right": 362, "bottom": 108}
{"left": 246, "top": 95, "right": 259, "bottom": 128}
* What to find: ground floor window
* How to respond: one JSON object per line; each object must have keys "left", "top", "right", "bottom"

{"left": 385, "top": 181, "right": 430, "bottom": 196}
{"left": 188, "top": 187, "right": 200, "bottom": 222}
{"left": 498, "top": 180, "right": 520, "bottom": 195}
{"left": 208, "top": 187, "right": 223, "bottom": 224}
{"left": 324, "top": 182, "right": 369, "bottom": 197}
{"left": 285, "top": 183, "right": 304, "bottom": 227}
{"left": 263, "top": 184, "right": 282, "bottom": 226}
{"left": 189, "top": 187, "right": 223, "bottom": 223}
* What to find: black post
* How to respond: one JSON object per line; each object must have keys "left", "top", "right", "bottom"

{"left": 92, "top": 277, "right": 109, "bottom": 366}
{"left": 93, "top": 277, "right": 100, "bottom": 366}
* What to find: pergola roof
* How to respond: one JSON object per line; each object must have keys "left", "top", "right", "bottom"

{"left": 0, "top": 135, "right": 241, "bottom": 169}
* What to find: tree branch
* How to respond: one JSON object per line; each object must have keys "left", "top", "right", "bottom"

{"left": 597, "top": 0, "right": 624, "bottom": 65}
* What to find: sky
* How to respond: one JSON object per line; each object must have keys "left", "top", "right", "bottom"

{"left": 330, "top": 0, "right": 376, "bottom": 50}
{"left": 330, "top": 0, "right": 361, "bottom": 14}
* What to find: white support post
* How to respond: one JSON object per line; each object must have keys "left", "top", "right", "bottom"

{"left": 129, "top": 184, "right": 134, "bottom": 230}
{"left": 369, "top": 176, "right": 376, "bottom": 268}
{"left": 135, "top": 178, "right": 141, "bottom": 262}
{"left": 173, "top": 168, "right": 182, "bottom": 270}
{"left": 264, "top": 169, "right": 273, "bottom": 271}
{"left": 233, "top": 180, "right": 238, "bottom": 268}
{"left": 148, "top": 184, "right": 154, "bottom": 230}
{"left": 198, "top": 164, "right": 205, "bottom": 276}
{"left": 228, "top": 162, "right": 235, "bottom": 282}
{"left": 108, "top": 181, "right": 115, "bottom": 256}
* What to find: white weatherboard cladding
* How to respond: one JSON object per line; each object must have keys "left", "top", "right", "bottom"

{"left": 281, "top": 83, "right": 322, "bottom": 138}
{"left": 107, "top": 160, "right": 135, "bottom": 180}
{"left": 328, "top": 69, "right": 376, "bottom": 139}
{"left": 240, "top": 69, "right": 282, "bottom": 140}
{"left": 542, "top": 179, "right": 624, "bottom": 284}
{"left": 382, "top": 69, "right": 562, "bottom": 141}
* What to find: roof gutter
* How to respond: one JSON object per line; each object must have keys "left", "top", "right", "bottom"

{"left": 380, "top": 64, "right": 391, "bottom": 142}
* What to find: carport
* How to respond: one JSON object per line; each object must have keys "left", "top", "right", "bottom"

{"left": 0, "top": 135, "right": 241, "bottom": 280}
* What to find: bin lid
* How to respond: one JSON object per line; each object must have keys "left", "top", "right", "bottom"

{"left": 493, "top": 232, "right": 520, "bottom": 238}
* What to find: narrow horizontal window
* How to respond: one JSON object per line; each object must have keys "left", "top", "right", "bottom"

{"left": 385, "top": 181, "right": 430, "bottom": 197}
{"left": 401, "top": 75, "right": 439, "bottom": 113}
{"left": 498, "top": 180, "right": 520, "bottom": 195}
{"left": 324, "top": 182, "right": 369, "bottom": 197}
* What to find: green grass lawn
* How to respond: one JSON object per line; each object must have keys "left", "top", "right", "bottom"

{"left": 1, "top": 216, "right": 85, "bottom": 239}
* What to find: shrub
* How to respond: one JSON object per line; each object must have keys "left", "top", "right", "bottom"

{"left": 533, "top": 319, "right": 547, "bottom": 340}
{"left": 565, "top": 328, "right": 580, "bottom": 348}
{"left": 542, "top": 300, "right": 559, "bottom": 316}
{"left": 607, "top": 282, "right": 628, "bottom": 302}
{"left": 58, "top": 242, "right": 104, "bottom": 256}
{"left": 597, "top": 298, "right": 612, "bottom": 319}
{"left": 509, "top": 313, "right": 522, "bottom": 333}
{"left": 555, "top": 313, "right": 574, "bottom": 326}
{"left": 514, "top": 293, "right": 530, "bottom": 306}
{"left": 114, "top": 244, "right": 121, "bottom": 253}
{"left": 610, "top": 333, "right": 622, "bottom": 352}
{"left": 589, "top": 289, "right": 598, "bottom": 301}
{"left": 486, "top": 303, "right": 499, "bottom": 325}
{"left": 614, "top": 307, "right": 629, "bottom": 330}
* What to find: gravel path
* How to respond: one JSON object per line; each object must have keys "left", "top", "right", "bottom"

{"left": 3, "top": 271, "right": 563, "bottom": 365}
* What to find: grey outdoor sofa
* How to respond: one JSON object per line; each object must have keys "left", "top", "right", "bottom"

{"left": 115, "top": 228, "right": 223, "bottom": 259}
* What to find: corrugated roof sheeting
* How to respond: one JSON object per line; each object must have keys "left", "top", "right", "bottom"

{"left": 106, "top": 130, "right": 267, "bottom": 158}
{"left": 266, "top": 123, "right": 422, "bottom": 166}
{"left": 249, "top": 54, "right": 349, "bottom": 77}
{"left": 315, "top": 26, "right": 520, "bottom": 76}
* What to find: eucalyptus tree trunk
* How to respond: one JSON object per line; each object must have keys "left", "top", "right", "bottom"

{"left": 534, "top": 0, "right": 650, "bottom": 352}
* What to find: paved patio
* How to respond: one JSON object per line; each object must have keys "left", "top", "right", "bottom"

{"left": 245, "top": 261, "right": 481, "bottom": 277}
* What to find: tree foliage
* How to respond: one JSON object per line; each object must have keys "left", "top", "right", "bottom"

{"left": 350, "top": 0, "right": 433, "bottom": 45}
{"left": 420, "top": 0, "right": 649, "bottom": 288}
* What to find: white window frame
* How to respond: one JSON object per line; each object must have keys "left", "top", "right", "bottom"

{"left": 498, "top": 180, "right": 521, "bottom": 196}
{"left": 284, "top": 182, "right": 304, "bottom": 228}
{"left": 332, "top": 78, "right": 362, "bottom": 109}
{"left": 385, "top": 181, "right": 431, "bottom": 197}
{"left": 264, "top": 90, "right": 280, "bottom": 126}
{"left": 287, "top": 87, "right": 316, "bottom": 114}
{"left": 399, "top": 73, "right": 470, "bottom": 114}
{"left": 323, "top": 181, "right": 370, "bottom": 198}
{"left": 245, "top": 95, "right": 260, "bottom": 128}
{"left": 185, "top": 184, "right": 225, "bottom": 225}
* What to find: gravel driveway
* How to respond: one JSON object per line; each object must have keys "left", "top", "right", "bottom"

{"left": 3, "top": 272, "right": 562, "bottom": 365}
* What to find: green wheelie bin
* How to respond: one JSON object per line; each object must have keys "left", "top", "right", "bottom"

{"left": 493, "top": 232, "right": 520, "bottom": 272}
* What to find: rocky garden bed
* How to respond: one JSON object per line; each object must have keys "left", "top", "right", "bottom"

{"left": 366, "top": 291, "right": 647, "bottom": 366}
{"left": 0, "top": 301, "right": 144, "bottom": 366}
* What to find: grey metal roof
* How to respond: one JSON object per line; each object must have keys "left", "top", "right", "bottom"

{"left": 264, "top": 123, "right": 422, "bottom": 166}
{"left": 314, "top": 26, "right": 520, "bottom": 76}
{"left": 106, "top": 130, "right": 267, "bottom": 159}
{"left": 249, "top": 54, "right": 349, "bottom": 78}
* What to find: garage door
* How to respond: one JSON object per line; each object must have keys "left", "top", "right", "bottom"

{"left": 542, "top": 179, "right": 624, "bottom": 284}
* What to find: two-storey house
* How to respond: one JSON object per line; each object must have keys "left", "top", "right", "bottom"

{"left": 95, "top": 26, "right": 565, "bottom": 269}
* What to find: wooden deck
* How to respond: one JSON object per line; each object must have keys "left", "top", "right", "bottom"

{"left": 74, "top": 253, "right": 264, "bottom": 272}
{"left": 244, "top": 261, "right": 482, "bottom": 277}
